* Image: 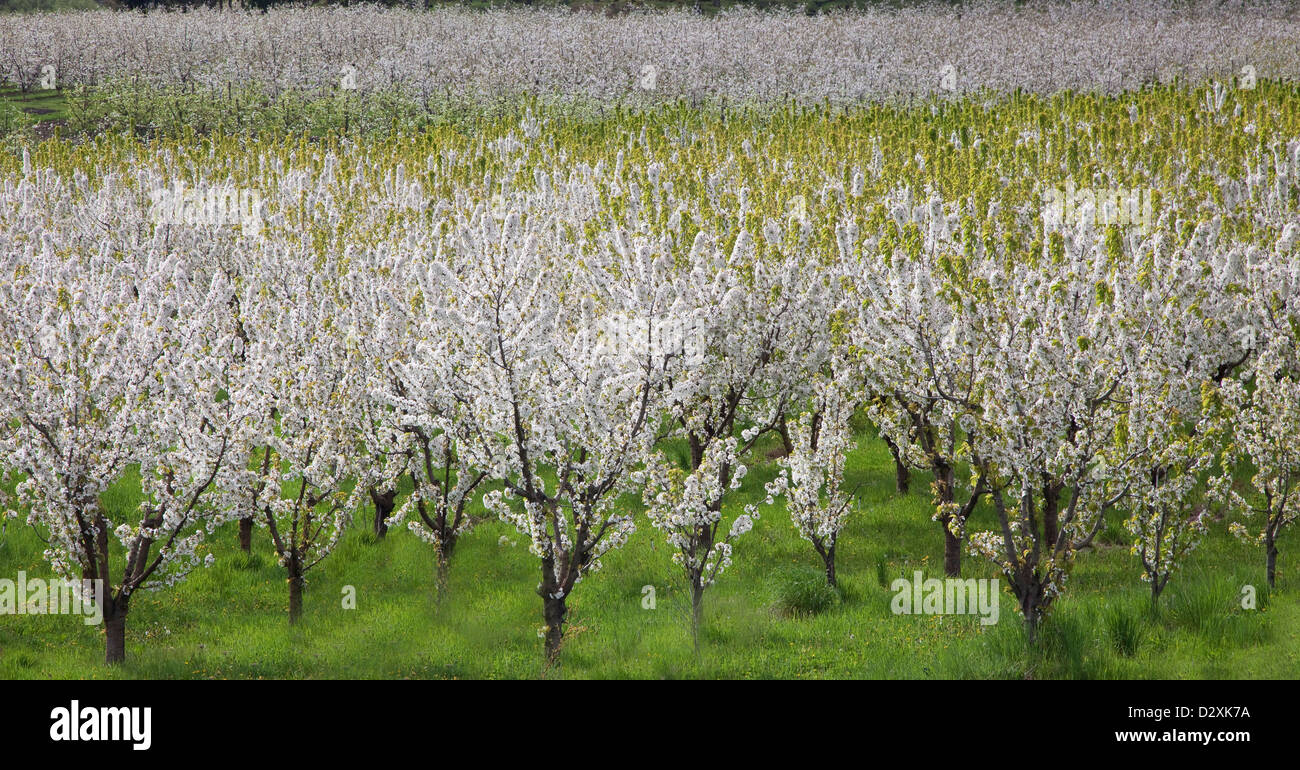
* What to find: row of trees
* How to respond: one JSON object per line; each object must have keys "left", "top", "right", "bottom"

{"left": 2, "top": 129, "right": 1298, "bottom": 664}
{"left": 7, "top": 5, "right": 1292, "bottom": 106}
{"left": 86, "top": 2, "right": 919, "bottom": 13}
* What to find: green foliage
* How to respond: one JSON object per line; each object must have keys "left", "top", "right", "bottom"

{"left": 0, "top": 0, "right": 99, "bottom": 11}
{"left": 0, "top": 425, "right": 1294, "bottom": 678}
{"left": 1, "top": 59, "right": 1298, "bottom": 680}
{"left": 0, "top": 97, "right": 33, "bottom": 135}
{"left": 770, "top": 565, "right": 840, "bottom": 616}
{"left": 1103, "top": 603, "right": 1145, "bottom": 657}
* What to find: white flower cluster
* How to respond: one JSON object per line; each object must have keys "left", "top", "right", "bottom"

{"left": 5, "top": 84, "right": 1300, "bottom": 647}
{"left": 3, "top": 4, "right": 1298, "bottom": 106}
{"left": 765, "top": 371, "right": 858, "bottom": 574}
{"left": 641, "top": 437, "right": 753, "bottom": 588}
{"left": 845, "top": 176, "right": 1300, "bottom": 623}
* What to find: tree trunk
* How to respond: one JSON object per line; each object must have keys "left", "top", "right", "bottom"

{"left": 690, "top": 575, "right": 705, "bottom": 652}
{"left": 435, "top": 547, "right": 451, "bottom": 604}
{"left": 883, "top": 436, "right": 909, "bottom": 494}
{"left": 822, "top": 545, "right": 837, "bottom": 589}
{"left": 777, "top": 418, "right": 793, "bottom": 457}
{"left": 1017, "top": 573, "right": 1044, "bottom": 645}
{"left": 238, "top": 517, "right": 253, "bottom": 552}
{"left": 1042, "top": 478, "right": 1061, "bottom": 550}
{"left": 369, "top": 488, "right": 396, "bottom": 539}
{"left": 943, "top": 521, "right": 962, "bottom": 578}
{"left": 935, "top": 459, "right": 961, "bottom": 576}
{"left": 894, "top": 457, "right": 910, "bottom": 495}
{"left": 1266, "top": 538, "right": 1278, "bottom": 589}
{"left": 104, "top": 599, "right": 128, "bottom": 664}
{"left": 287, "top": 558, "right": 304, "bottom": 624}
{"left": 542, "top": 593, "right": 566, "bottom": 664}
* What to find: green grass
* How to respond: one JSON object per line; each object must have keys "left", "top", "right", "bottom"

{"left": 0, "top": 86, "right": 70, "bottom": 121}
{"left": 0, "top": 0, "right": 98, "bottom": 12}
{"left": 0, "top": 85, "right": 71, "bottom": 141}
{"left": 769, "top": 565, "right": 841, "bottom": 617}
{"left": 0, "top": 429, "right": 1296, "bottom": 679}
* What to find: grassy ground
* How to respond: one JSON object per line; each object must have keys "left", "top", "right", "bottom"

{"left": 0, "top": 86, "right": 69, "bottom": 118}
{"left": 0, "top": 85, "right": 70, "bottom": 139}
{"left": 1, "top": 429, "right": 1295, "bottom": 679}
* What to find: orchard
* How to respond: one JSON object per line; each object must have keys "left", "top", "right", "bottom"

{"left": 0, "top": 3, "right": 1297, "bottom": 678}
